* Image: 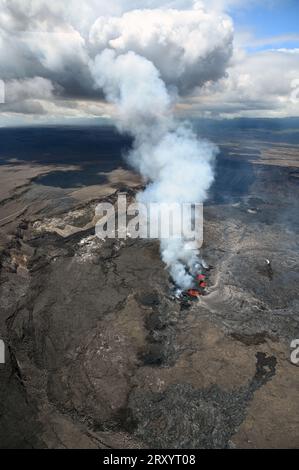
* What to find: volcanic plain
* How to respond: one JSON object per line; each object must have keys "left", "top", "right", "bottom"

{"left": 0, "top": 121, "right": 298, "bottom": 448}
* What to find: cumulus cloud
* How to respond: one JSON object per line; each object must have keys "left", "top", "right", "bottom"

{"left": 5, "top": 77, "right": 55, "bottom": 102}
{"left": 90, "top": 8, "right": 233, "bottom": 94}
{"left": 0, "top": 76, "right": 54, "bottom": 114}
{"left": 182, "top": 47, "right": 299, "bottom": 118}
{"left": 0, "top": 0, "right": 94, "bottom": 102}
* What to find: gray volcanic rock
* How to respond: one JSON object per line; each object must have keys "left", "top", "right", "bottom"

{"left": 129, "top": 352, "right": 276, "bottom": 449}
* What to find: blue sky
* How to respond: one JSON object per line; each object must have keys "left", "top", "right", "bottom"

{"left": 228, "top": 0, "right": 299, "bottom": 51}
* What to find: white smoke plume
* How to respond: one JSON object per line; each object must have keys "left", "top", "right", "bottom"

{"left": 90, "top": 5, "right": 234, "bottom": 289}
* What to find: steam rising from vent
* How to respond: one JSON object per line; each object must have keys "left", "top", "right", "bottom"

{"left": 90, "top": 6, "right": 234, "bottom": 289}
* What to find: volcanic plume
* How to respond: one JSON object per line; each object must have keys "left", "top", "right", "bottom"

{"left": 90, "top": 4, "right": 234, "bottom": 288}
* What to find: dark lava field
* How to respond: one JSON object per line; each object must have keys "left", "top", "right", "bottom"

{"left": 0, "top": 121, "right": 298, "bottom": 448}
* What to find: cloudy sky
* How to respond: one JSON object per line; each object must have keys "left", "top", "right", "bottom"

{"left": 0, "top": 0, "right": 298, "bottom": 125}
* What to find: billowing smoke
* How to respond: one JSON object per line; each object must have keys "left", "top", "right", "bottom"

{"left": 90, "top": 5, "right": 234, "bottom": 289}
